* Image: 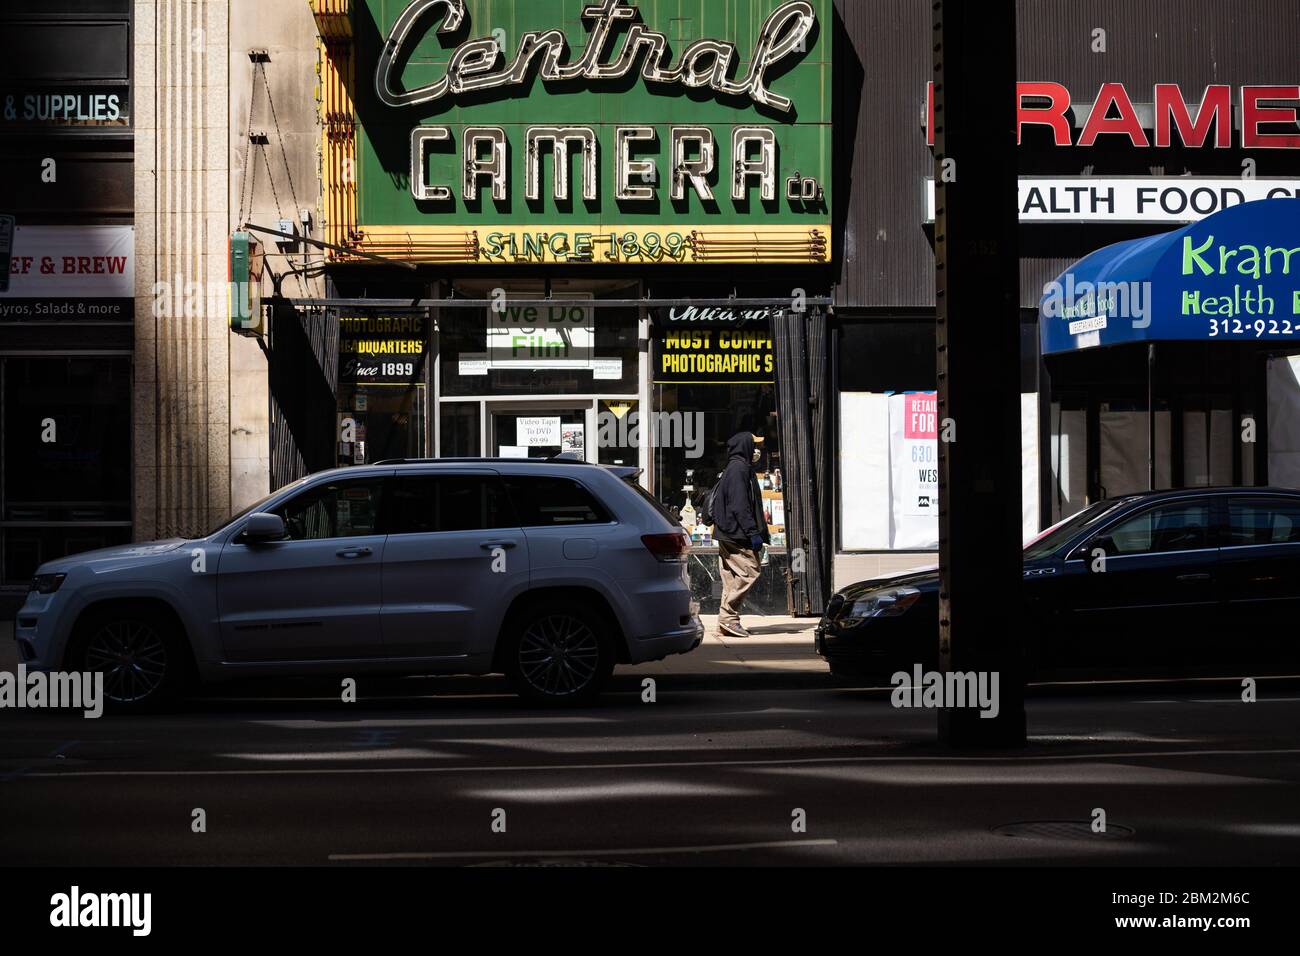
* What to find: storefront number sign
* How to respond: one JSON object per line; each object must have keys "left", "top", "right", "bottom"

{"left": 327, "top": 0, "right": 831, "bottom": 265}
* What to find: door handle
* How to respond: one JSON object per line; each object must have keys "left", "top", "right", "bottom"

{"left": 336, "top": 546, "right": 372, "bottom": 558}
{"left": 1175, "top": 572, "right": 1211, "bottom": 582}
{"left": 479, "top": 541, "right": 517, "bottom": 550}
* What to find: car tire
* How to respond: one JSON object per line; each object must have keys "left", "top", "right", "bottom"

{"left": 67, "top": 606, "right": 189, "bottom": 713}
{"left": 502, "top": 600, "right": 616, "bottom": 706}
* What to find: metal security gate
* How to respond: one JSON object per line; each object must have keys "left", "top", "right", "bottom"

{"left": 772, "top": 307, "right": 831, "bottom": 615}
{"left": 268, "top": 300, "right": 341, "bottom": 488}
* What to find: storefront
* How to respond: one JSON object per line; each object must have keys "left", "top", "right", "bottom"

{"left": 827, "top": 0, "right": 1300, "bottom": 592}
{"left": 285, "top": 0, "right": 835, "bottom": 611}
{"left": 1040, "top": 198, "right": 1300, "bottom": 512}
{"left": 0, "top": 1, "right": 134, "bottom": 595}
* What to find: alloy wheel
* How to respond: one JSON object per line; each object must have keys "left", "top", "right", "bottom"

{"left": 517, "top": 614, "right": 601, "bottom": 698}
{"left": 83, "top": 619, "right": 169, "bottom": 704}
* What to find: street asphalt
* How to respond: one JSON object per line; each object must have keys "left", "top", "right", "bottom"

{"left": 2, "top": 616, "right": 1300, "bottom": 866}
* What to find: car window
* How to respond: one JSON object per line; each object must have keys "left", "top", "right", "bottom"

{"left": 388, "top": 475, "right": 516, "bottom": 534}
{"left": 623, "top": 474, "right": 678, "bottom": 524}
{"left": 275, "top": 478, "right": 384, "bottom": 540}
{"left": 503, "top": 475, "right": 612, "bottom": 526}
{"left": 1100, "top": 502, "right": 1212, "bottom": 555}
{"left": 1024, "top": 500, "right": 1125, "bottom": 560}
{"left": 1228, "top": 499, "right": 1300, "bottom": 546}
{"left": 204, "top": 477, "right": 310, "bottom": 537}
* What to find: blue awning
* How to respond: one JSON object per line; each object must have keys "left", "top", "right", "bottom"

{"left": 1040, "top": 198, "right": 1300, "bottom": 355}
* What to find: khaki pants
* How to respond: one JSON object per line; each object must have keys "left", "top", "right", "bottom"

{"left": 718, "top": 538, "right": 762, "bottom": 629}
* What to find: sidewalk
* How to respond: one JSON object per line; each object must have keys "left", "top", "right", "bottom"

{"left": 617, "top": 613, "right": 824, "bottom": 677}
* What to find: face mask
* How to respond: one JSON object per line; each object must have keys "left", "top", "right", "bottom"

{"left": 752, "top": 447, "right": 761, "bottom": 464}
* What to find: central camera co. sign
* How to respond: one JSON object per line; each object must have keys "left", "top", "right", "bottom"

{"left": 324, "top": 0, "right": 831, "bottom": 265}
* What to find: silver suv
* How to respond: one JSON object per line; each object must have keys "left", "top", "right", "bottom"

{"left": 15, "top": 459, "right": 703, "bottom": 708}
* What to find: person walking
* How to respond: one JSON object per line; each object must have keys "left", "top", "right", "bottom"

{"left": 712, "top": 431, "right": 769, "bottom": 638}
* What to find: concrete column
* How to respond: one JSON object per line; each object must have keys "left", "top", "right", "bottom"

{"left": 133, "top": 0, "right": 232, "bottom": 539}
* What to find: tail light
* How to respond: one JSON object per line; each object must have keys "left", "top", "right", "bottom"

{"left": 641, "top": 532, "right": 690, "bottom": 562}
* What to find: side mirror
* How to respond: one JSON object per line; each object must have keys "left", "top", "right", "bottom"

{"left": 1072, "top": 535, "right": 1111, "bottom": 561}
{"left": 1085, "top": 535, "right": 1114, "bottom": 557}
{"left": 241, "top": 512, "right": 287, "bottom": 543}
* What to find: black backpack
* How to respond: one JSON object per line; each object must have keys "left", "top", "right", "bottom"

{"left": 697, "top": 474, "right": 723, "bottom": 526}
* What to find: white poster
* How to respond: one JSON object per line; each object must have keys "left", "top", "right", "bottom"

{"left": 1021, "top": 392, "right": 1041, "bottom": 543}
{"left": 889, "top": 392, "right": 940, "bottom": 549}
{"left": 458, "top": 353, "right": 489, "bottom": 375}
{"left": 1267, "top": 356, "right": 1300, "bottom": 490}
{"left": 591, "top": 357, "right": 623, "bottom": 379}
{"left": 561, "top": 424, "right": 585, "bottom": 453}
{"left": 517, "top": 416, "right": 561, "bottom": 447}
{"left": 839, "top": 392, "right": 892, "bottom": 550}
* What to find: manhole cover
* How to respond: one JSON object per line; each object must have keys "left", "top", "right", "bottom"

{"left": 993, "top": 821, "right": 1134, "bottom": 841}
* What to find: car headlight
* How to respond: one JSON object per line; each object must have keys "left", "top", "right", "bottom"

{"left": 30, "top": 573, "right": 66, "bottom": 594}
{"left": 844, "top": 586, "right": 920, "bottom": 622}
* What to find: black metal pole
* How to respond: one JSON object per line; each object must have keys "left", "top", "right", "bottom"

{"left": 933, "top": 0, "right": 1026, "bottom": 747}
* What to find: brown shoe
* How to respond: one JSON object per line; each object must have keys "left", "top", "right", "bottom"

{"left": 719, "top": 621, "right": 751, "bottom": 638}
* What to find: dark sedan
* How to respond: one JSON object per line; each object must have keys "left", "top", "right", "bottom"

{"left": 816, "top": 487, "right": 1300, "bottom": 682}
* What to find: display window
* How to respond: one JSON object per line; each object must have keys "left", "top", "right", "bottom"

{"left": 0, "top": 356, "right": 132, "bottom": 583}
{"left": 837, "top": 319, "right": 939, "bottom": 552}
{"left": 335, "top": 311, "right": 429, "bottom": 465}
{"left": 651, "top": 382, "right": 783, "bottom": 550}
{"left": 648, "top": 306, "right": 783, "bottom": 549}
{"left": 438, "top": 282, "right": 639, "bottom": 398}
{"left": 489, "top": 406, "right": 587, "bottom": 459}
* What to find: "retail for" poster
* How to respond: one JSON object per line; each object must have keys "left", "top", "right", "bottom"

{"left": 890, "top": 392, "right": 939, "bottom": 547}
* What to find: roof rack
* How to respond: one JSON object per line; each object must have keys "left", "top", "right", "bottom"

{"left": 366, "top": 457, "right": 643, "bottom": 484}
{"left": 370, "top": 456, "right": 591, "bottom": 466}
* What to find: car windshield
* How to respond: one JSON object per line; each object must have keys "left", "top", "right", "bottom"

{"left": 1022, "top": 500, "right": 1126, "bottom": 561}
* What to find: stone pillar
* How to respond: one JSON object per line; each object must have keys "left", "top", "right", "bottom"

{"left": 133, "top": 0, "right": 232, "bottom": 540}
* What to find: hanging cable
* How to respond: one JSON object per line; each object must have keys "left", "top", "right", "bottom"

{"left": 236, "top": 70, "right": 258, "bottom": 226}
{"left": 259, "top": 63, "right": 302, "bottom": 215}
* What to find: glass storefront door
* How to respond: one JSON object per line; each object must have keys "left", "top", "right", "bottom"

{"left": 337, "top": 383, "right": 427, "bottom": 466}
{"left": 335, "top": 311, "right": 430, "bottom": 466}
